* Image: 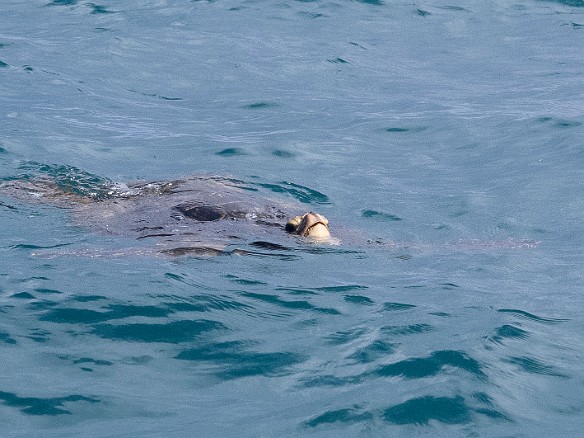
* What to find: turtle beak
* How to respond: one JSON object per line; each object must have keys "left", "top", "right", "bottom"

{"left": 286, "top": 212, "right": 330, "bottom": 238}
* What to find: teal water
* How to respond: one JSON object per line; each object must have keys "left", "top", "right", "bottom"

{"left": 1, "top": 0, "right": 584, "bottom": 436}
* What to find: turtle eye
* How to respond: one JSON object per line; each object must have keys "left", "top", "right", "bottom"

{"left": 285, "top": 222, "right": 297, "bottom": 232}
{"left": 285, "top": 215, "right": 303, "bottom": 233}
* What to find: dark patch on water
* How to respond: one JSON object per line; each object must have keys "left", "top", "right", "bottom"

{"left": 438, "top": 5, "right": 469, "bottom": 11}
{"left": 41, "top": 303, "right": 172, "bottom": 324}
{"left": 489, "top": 324, "right": 529, "bottom": 345}
{"left": 428, "top": 311, "right": 451, "bottom": 317}
{"left": 11, "top": 292, "right": 36, "bottom": 300}
{"left": 0, "top": 60, "right": 8, "bottom": 68}
{"left": 306, "top": 393, "right": 509, "bottom": 428}
{"left": 383, "top": 302, "right": 416, "bottom": 311}
{"left": 355, "top": 0, "right": 384, "bottom": 5}
{"left": 28, "top": 300, "right": 60, "bottom": 312}
{"left": 441, "top": 282, "right": 460, "bottom": 289}
{"left": 249, "top": 241, "right": 290, "bottom": 251}
{"left": 298, "top": 11, "right": 325, "bottom": 19}
{"left": 328, "top": 57, "right": 348, "bottom": 64}
{"left": 0, "top": 391, "right": 99, "bottom": 415}
{"left": 107, "top": 304, "right": 170, "bottom": 318}
{"left": 73, "top": 357, "right": 113, "bottom": 366}
{"left": 383, "top": 395, "right": 471, "bottom": 425}
{"left": 35, "top": 288, "right": 63, "bottom": 295}
{"left": 92, "top": 319, "right": 226, "bottom": 343}
{"left": 305, "top": 405, "right": 373, "bottom": 427}
{"left": 278, "top": 287, "right": 319, "bottom": 296}
{"left": 25, "top": 328, "right": 51, "bottom": 343}
{"left": 252, "top": 181, "right": 330, "bottom": 204}
{"left": 0, "top": 331, "right": 17, "bottom": 345}
{"left": 315, "top": 285, "right": 367, "bottom": 293}
{"left": 216, "top": 147, "right": 247, "bottom": 157}
{"left": 242, "top": 101, "right": 277, "bottom": 109}
{"left": 416, "top": 8, "right": 431, "bottom": 16}
{"left": 10, "top": 243, "right": 72, "bottom": 251}
{"left": 47, "top": 0, "right": 79, "bottom": 5}
{"left": 272, "top": 149, "right": 295, "bottom": 158}
{"left": 57, "top": 354, "right": 113, "bottom": 372}
{"left": 240, "top": 291, "right": 340, "bottom": 315}
{"left": 384, "top": 125, "right": 428, "bottom": 133}
{"left": 176, "top": 340, "right": 305, "bottom": 378}
{"left": 72, "top": 295, "right": 107, "bottom": 302}
{"left": 371, "top": 350, "right": 484, "bottom": 379}
{"left": 87, "top": 3, "right": 113, "bottom": 14}
{"left": 349, "top": 41, "right": 367, "bottom": 50}
{"left": 536, "top": 116, "right": 582, "bottom": 128}
{"left": 362, "top": 210, "right": 402, "bottom": 221}
{"left": 540, "top": 0, "right": 584, "bottom": 7}
{"left": 343, "top": 294, "right": 374, "bottom": 305}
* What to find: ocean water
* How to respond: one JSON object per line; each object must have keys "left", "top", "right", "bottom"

{"left": 1, "top": 0, "right": 584, "bottom": 436}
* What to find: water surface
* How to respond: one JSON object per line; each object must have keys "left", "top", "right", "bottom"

{"left": 1, "top": 0, "right": 584, "bottom": 436}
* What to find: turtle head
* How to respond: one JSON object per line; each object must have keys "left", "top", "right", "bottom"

{"left": 285, "top": 212, "right": 330, "bottom": 239}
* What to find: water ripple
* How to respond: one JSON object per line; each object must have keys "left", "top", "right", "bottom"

{"left": 305, "top": 405, "right": 373, "bottom": 428}
{"left": 92, "top": 319, "right": 226, "bottom": 343}
{"left": 383, "top": 302, "right": 416, "bottom": 311}
{"left": 239, "top": 291, "right": 341, "bottom": 315}
{"left": 371, "top": 350, "right": 485, "bottom": 380}
{"left": 325, "top": 327, "right": 369, "bottom": 345}
{"left": 347, "top": 340, "right": 395, "bottom": 364}
{"left": 0, "top": 391, "right": 99, "bottom": 416}
{"left": 488, "top": 324, "right": 530, "bottom": 345}
{"left": 0, "top": 331, "right": 17, "bottom": 344}
{"left": 176, "top": 340, "right": 305, "bottom": 379}
{"left": 380, "top": 323, "right": 433, "bottom": 336}
{"left": 251, "top": 181, "right": 330, "bottom": 204}
{"left": 305, "top": 393, "right": 510, "bottom": 429}
{"left": 40, "top": 304, "right": 171, "bottom": 324}
{"left": 504, "top": 356, "right": 569, "bottom": 378}
{"left": 161, "top": 293, "right": 254, "bottom": 313}
{"left": 497, "top": 308, "right": 569, "bottom": 324}
{"left": 383, "top": 395, "right": 471, "bottom": 425}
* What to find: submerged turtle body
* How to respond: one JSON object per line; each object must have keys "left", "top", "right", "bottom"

{"left": 78, "top": 177, "right": 303, "bottom": 251}
{"left": 1, "top": 163, "right": 537, "bottom": 257}
{"left": 0, "top": 165, "right": 332, "bottom": 256}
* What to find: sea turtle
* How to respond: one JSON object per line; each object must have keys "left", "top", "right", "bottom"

{"left": 1, "top": 163, "right": 538, "bottom": 257}
{"left": 0, "top": 163, "right": 333, "bottom": 257}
